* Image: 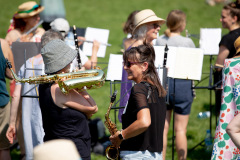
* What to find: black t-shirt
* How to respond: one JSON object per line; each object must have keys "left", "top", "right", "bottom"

{"left": 39, "top": 83, "right": 91, "bottom": 160}
{"left": 219, "top": 28, "right": 240, "bottom": 58}
{"left": 120, "top": 82, "right": 167, "bottom": 152}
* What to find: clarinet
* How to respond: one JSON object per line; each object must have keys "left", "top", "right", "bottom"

{"left": 73, "top": 25, "right": 82, "bottom": 69}
{"left": 163, "top": 44, "right": 169, "bottom": 104}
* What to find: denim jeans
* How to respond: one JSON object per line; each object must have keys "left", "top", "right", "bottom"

{"left": 120, "top": 150, "right": 163, "bottom": 160}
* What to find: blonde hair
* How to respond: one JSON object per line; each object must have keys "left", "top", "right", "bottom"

{"left": 164, "top": 10, "right": 186, "bottom": 37}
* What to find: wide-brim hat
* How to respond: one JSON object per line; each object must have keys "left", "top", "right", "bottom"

{"left": 14, "top": 1, "right": 44, "bottom": 19}
{"left": 132, "top": 9, "right": 165, "bottom": 34}
{"left": 41, "top": 39, "right": 77, "bottom": 74}
{"left": 33, "top": 139, "right": 81, "bottom": 160}
{"left": 235, "top": 36, "right": 240, "bottom": 55}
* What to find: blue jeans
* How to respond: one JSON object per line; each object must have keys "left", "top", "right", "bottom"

{"left": 120, "top": 150, "right": 163, "bottom": 160}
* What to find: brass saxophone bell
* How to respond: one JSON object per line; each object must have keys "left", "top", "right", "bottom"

{"left": 105, "top": 145, "right": 119, "bottom": 160}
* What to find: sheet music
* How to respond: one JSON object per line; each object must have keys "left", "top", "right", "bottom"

{"left": 83, "top": 27, "right": 110, "bottom": 58}
{"left": 106, "top": 54, "right": 123, "bottom": 81}
{"left": 154, "top": 46, "right": 204, "bottom": 81}
{"left": 199, "top": 28, "right": 221, "bottom": 55}
{"left": 173, "top": 47, "right": 204, "bottom": 80}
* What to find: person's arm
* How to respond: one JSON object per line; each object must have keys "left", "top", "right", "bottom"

{"left": 110, "top": 108, "right": 151, "bottom": 148}
{"left": 83, "top": 40, "right": 100, "bottom": 69}
{"left": 1, "top": 39, "right": 15, "bottom": 79}
{"left": 226, "top": 114, "right": 240, "bottom": 149}
{"left": 51, "top": 84, "right": 98, "bottom": 118}
{"left": 6, "top": 85, "right": 22, "bottom": 144}
{"left": 215, "top": 45, "right": 229, "bottom": 71}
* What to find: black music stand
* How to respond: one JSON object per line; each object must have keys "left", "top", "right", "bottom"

{"left": 189, "top": 55, "right": 218, "bottom": 152}
{"left": 165, "top": 47, "right": 204, "bottom": 160}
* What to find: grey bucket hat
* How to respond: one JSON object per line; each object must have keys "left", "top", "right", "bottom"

{"left": 41, "top": 39, "right": 77, "bottom": 74}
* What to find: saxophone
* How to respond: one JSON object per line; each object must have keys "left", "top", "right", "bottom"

{"left": 6, "top": 59, "right": 105, "bottom": 95}
{"left": 104, "top": 91, "right": 119, "bottom": 160}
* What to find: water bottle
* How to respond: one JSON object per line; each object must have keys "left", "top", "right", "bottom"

{"left": 197, "top": 111, "right": 210, "bottom": 119}
{"left": 205, "top": 129, "right": 213, "bottom": 152}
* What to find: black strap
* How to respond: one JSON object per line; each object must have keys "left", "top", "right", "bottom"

{"left": 141, "top": 81, "right": 152, "bottom": 100}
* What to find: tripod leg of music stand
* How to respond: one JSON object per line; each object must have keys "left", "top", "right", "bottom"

{"left": 172, "top": 78, "right": 176, "bottom": 160}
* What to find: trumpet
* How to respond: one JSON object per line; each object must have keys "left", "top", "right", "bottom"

{"left": 6, "top": 59, "right": 105, "bottom": 95}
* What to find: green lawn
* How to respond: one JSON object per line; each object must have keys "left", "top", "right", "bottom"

{"left": 1, "top": 0, "right": 229, "bottom": 159}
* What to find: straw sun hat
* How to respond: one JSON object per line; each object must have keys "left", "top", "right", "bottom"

{"left": 132, "top": 9, "right": 165, "bottom": 34}
{"left": 33, "top": 139, "right": 81, "bottom": 160}
{"left": 14, "top": 1, "right": 44, "bottom": 19}
{"left": 41, "top": 39, "right": 77, "bottom": 74}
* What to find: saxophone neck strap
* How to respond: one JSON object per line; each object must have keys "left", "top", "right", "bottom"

{"left": 141, "top": 81, "right": 152, "bottom": 100}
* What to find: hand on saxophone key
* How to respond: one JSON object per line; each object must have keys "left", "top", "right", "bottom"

{"left": 109, "top": 130, "right": 122, "bottom": 148}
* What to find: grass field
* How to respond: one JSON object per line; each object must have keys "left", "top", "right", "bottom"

{"left": 0, "top": 0, "right": 230, "bottom": 159}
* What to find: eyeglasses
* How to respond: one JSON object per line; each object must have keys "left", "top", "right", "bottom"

{"left": 152, "top": 23, "right": 161, "bottom": 29}
{"left": 123, "top": 61, "right": 143, "bottom": 68}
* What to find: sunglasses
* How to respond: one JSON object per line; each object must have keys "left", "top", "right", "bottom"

{"left": 152, "top": 23, "right": 161, "bottom": 29}
{"left": 123, "top": 61, "right": 143, "bottom": 68}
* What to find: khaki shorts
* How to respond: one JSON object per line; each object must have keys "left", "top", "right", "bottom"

{"left": 0, "top": 102, "right": 11, "bottom": 149}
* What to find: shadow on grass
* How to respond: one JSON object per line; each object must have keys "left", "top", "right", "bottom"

{"left": 188, "top": 147, "right": 212, "bottom": 160}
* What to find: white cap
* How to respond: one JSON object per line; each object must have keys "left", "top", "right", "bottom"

{"left": 50, "top": 18, "right": 70, "bottom": 36}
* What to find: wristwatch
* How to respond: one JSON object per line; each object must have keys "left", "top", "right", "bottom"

{"left": 118, "top": 133, "right": 124, "bottom": 140}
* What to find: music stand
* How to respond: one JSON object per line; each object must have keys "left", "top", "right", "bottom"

{"left": 189, "top": 28, "right": 221, "bottom": 152}
{"left": 161, "top": 47, "right": 204, "bottom": 160}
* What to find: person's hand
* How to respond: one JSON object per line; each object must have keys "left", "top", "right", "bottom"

{"left": 6, "top": 125, "right": 16, "bottom": 144}
{"left": 92, "top": 40, "right": 100, "bottom": 53}
{"left": 109, "top": 131, "right": 122, "bottom": 148}
{"left": 77, "top": 36, "right": 85, "bottom": 46}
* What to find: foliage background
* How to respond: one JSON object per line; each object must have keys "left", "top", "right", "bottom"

{"left": 0, "top": 0, "right": 230, "bottom": 159}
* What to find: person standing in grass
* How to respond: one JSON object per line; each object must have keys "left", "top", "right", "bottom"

{"left": 0, "top": 39, "right": 15, "bottom": 160}
{"left": 155, "top": 10, "right": 195, "bottom": 160}
{"left": 119, "top": 9, "right": 165, "bottom": 122}
{"left": 211, "top": 36, "right": 240, "bottom": 160}
{"left": 214, "top": 0, "right": 240, "bottom": 117}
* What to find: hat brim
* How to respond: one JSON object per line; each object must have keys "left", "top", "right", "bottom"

{"left": 14, "top": 6, "right": 44, "bottom": 19}
{"left": 132, "top": 16, "right": 165, "bottom": 34}
{"left": 44, "top": 49, "right": 77, "bottom": 74}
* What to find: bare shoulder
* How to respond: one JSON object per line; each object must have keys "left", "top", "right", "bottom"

{"left": 36, "top": 28, "right": 45, "bottom": 36}
{"left": 0, "top": 39, "right": 12, "bottom": 58}
{"left": 5, "top": 29, "right": 21, "bottom": 43}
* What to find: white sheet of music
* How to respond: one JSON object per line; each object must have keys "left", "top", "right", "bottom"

{"left": 199, "top": 28, "right": 221, "bottom": 55}
{"left": 154, "top": 46, "right": 204, "bottom": 81}
{"left": 106, "top": 54, "right": 123, "bottom": 81}
{"left": 83, "top": 27, "right": 110, "bottom": 58}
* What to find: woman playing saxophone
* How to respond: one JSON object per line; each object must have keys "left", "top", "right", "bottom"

{"left": 110, "top": 44, "right": 167, "bottom": 160}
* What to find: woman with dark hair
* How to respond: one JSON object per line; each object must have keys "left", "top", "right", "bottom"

{"left": 5, "top": 1, "right": 45, "bottom": 45}
{"left": 110, "top": 44, "right": 167, "bottom": 160}
{"left": 122, "top": 10, "right": 139, "bottom": 50}
{"left": 155, "top": 10, "right": 195, "bottom": 160}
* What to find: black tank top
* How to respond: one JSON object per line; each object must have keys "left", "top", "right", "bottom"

{"left": 39, "top": 83, "right": 91, "bottom": 160}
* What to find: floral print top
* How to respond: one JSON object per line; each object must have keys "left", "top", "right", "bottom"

{"left": 211, "top": 57, "right": 240, "bottom": 160}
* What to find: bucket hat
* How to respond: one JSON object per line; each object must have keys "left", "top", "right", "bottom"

{"left": 50, "top": 18, "right": 70, "bottom": 37}
{"left": 33, "top": 139, "right": 81, "bottom": 160}
{"left": 14, "top": 1, "right": 44, "bottom": 19}
{"left": 234, "top": 36, "right": 240, "bottom": 55}
{"left": 132, "top": 9, "right": 165, "bottom": 34}
{"left": 41, "top": 39, "right": 77, "bottom": 74}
